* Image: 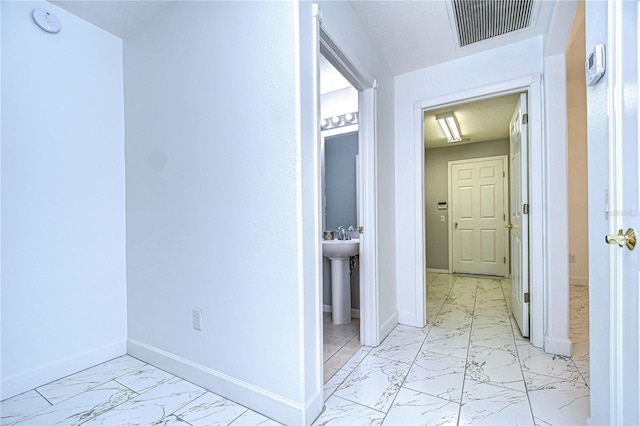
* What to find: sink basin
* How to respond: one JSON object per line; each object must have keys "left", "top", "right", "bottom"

{"left": 322, "top": 239, "right": 359, "bottom": 259}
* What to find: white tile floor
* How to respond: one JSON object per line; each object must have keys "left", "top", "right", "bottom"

{"left": 323, "top": 314, "right": 362, "bottom": 383}
{"left": 1, "top": 273, "right": 590, "bottom": 425}
{"left": 318, "top": 274, "right": 590, "bottom": 425}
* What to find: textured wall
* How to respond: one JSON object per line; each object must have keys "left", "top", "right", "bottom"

{"left": 1, "top": 0, "right": 126, "bottom": 398}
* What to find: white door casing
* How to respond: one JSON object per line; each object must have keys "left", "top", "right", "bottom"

{"left": 510, "top": 93, "right": 530, "bottom": 338}
{"left": 449, "top": 156, "right": 508, "bottom": 276}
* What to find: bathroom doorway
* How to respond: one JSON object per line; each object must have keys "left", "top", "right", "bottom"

{"left": 319, "top": 54, "right": 362, "bottom": 383}
{"left": 317, "top": 25, "right": 379, "bottom": 386}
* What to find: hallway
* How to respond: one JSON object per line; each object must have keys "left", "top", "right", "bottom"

{"left": 317, "top": 273, "right": 590, "bottom": 424}
{"left": 1, "top": 274, "right": 590, "bottom": 425}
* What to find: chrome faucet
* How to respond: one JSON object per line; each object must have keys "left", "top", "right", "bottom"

{"left": 337, "top": 226, "right": 348, "bottom": 240}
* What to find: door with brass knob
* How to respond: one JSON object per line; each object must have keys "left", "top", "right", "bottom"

{"left": 587, "top": 2, "right": 639, "bottom": 422}
{"left": 605, "top": 228, "right": 636, "bottom": 250}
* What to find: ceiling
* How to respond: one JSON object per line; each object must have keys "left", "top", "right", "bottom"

{"left": 50, "top": 1, "right": 175, "bottom": 38}
{"left": 46, "top": 0, "right": 568, "bottom": 150}
{"left": 347, "top": 0, "right": 556, "bottom": 75}
{"left": 424, "top": 94, "right": 520, "bottom": 150}
{"left": 49, "top": 1, "right": 559, "bottom": 76}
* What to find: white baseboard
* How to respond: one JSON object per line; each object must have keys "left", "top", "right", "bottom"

{"left": 127, "top": 339, "right": 321, "bottom": 425}
{"left": 426, "top": 268, "right": 449, "bottom": 274}
{"left": 322, "top": 304, "right": 360, "bottom": 318}
{"left": 570, "top": 276, "right": 589, "bottom": 286}
{"left": 397, "top": 310, "right": 422, "bottom": 328}
{"left": 544, "top": 335, "right": 572, "bottom": 357}
{"left": 1, "top": 340, "right": 126, "bottom": 400}
{"left": 379, "top": 311, "right": 398, "bottom": 344}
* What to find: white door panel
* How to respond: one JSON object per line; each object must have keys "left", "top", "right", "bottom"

{"left": 510, "top": 93, "right": 529, "bottom": 337}
{"left": 596, "top": 1, "right": 640, "bottom": 422}
{"left": 450, "top": 157, "right": 508, "bottom": 276}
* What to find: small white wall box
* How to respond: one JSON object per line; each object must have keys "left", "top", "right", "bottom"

{"left": 437, "top": 202, "right": 447, "bottom": 210}
{"left": 586, "top": 44, "right": 605, "bottom": 87}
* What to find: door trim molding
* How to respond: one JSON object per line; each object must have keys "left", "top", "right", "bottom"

{"left": 412, "top": 74, "right": 545, "bottom": 348}
{"left": 447, "top": 155, "right": 509, "bottom": 277}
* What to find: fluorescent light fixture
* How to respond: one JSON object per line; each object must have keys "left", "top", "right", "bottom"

{"left": 435, "top": 112, "right": 462, "bottom": 142}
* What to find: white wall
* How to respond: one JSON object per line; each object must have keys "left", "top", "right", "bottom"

{"left": 1, "top": 1, "right": 126, "bottom": 399}
{"left": 566, "top": 2, "right": 589, "bottom": 286}
{"left": 394, "top": 37, "right": 544, "bottom": 326}
{"left": 317, "top": 0, "right": 398, "bottom": 340}
{"left": 321, "top": 86, "right": 358, "bottom": 119}
{"left": 123, "top": 2, "right": 321, "bottom": 424}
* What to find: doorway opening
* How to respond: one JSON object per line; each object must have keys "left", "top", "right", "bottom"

{"left": 319, "top": 55, "right": 362, "bottom": 383}
{"left": 423, "top": 92, "right": 529, "bottom": 338}
{"left": 413, "top": 75, "right": 546, "bottom": 348}
{"left": 316, "top": 24, "right": 380, "bottom": 388}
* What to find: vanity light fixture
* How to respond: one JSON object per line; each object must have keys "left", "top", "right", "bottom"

{"left": 435, "top": 112, "right": 462, "bottom": 143}
{"left": 321, "top": 112, "right": 358, "bottom": 131}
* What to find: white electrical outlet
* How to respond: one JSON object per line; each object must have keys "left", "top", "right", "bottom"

{"left": 192, "top": 308, "right": 203, "bottom": 331}
{"left": 440, "top": 215, "right": 445, "bottom": 222}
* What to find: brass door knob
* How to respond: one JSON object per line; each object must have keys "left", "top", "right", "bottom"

{"left": 505, "top": 224, "right": 513, "bottom": 229}
{"left": 453, "top": 222, "right": 458, "bottom": 228}
{"left": 605, "top": 228, "right": 636, "bottom": 250}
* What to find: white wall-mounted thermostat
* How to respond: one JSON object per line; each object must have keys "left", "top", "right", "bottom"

{"left": 586, "top": 44, "right": 605, "bottom": 86}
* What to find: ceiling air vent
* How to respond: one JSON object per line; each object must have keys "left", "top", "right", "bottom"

{"left": 449, "top": 0, "right": 538, "bottom": 47}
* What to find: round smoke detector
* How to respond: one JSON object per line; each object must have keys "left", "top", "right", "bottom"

{"left": 32, "top": 8, "right": 61, "bottom": 34}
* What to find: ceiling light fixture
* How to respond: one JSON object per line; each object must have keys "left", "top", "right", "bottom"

{"left": 435, "top": 112, "right": 462, "bottom": 143}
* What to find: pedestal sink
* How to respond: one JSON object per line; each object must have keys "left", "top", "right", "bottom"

{"left": 322, "top": 239, "right": 359, "bottom": 324}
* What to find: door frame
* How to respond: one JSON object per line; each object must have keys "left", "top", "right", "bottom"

{"left": 447, "top": 155, "right": 509, "bottom": 277}
{"left": 413, "top": 75, "right": 545, "bottom": 348}
{"left": 318, "top": 19, "right": 379, "bottom": 347}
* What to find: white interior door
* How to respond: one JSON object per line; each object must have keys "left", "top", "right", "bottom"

{"left": 603, "top": 1, "right": 640, "bottom": 422}
{"left": 510, "top": 93, "right": 529, "bottom": 337}
{"left": 450, "top": 156, "right": 508, "bottom": 276}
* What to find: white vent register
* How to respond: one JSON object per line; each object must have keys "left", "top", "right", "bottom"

{"left": 448, "top": 0, "right": 539, "bottom": 47}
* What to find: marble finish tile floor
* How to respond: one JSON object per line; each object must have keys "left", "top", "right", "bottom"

{"left": 2, "top": 275, "right": 590, "bottom": 425}
{"left": 317, "top": 273, "right": 591, "bottom": 425}
{"left": 323, "top": 314, "right": 362, "bottom": 384}
{"left": 1, "top": 357, "right": 280, "bottom": 426}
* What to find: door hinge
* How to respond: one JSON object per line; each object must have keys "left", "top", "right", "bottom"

{"left": 524, "top": 292, "right": 530, "bottom": 303}
{"left": 523, "top": 203, "right": 529, "bottom": 214}
{"left": 503, "top": 257, "right": 506, "bottom": 264}
{"left": 503, "top": 171, "right": 505, "bottom": 177}
{"left": 523, "top": 113, "right": 529, "bottom": 125}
